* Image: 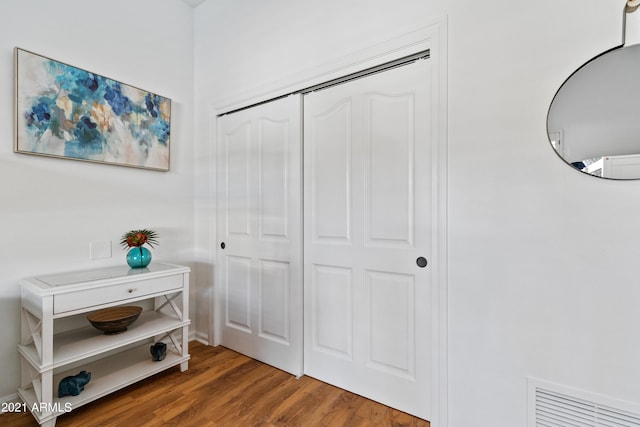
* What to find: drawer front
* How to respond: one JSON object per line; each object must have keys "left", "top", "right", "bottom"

{"left": 54, "top": 274, "right": 183, "bottom": 314}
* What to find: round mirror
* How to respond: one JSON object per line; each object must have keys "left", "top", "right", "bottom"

{"left": 547, "top": 43, "right": 640, "bottom": 179}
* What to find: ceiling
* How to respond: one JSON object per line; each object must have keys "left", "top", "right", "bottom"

{"left": 181, "top": 0, "right": 207, "bottom": 8}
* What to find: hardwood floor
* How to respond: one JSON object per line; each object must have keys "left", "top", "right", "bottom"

{"left": 2, "top": 341, "right": 429, "bottom": 427}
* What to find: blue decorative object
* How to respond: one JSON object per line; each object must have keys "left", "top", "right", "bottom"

{"left": 58, "top": 371, "right": 91, "bottom": 398}
{"left": 126, "top": 247, "right": 152, "bottom": 269}
{"left": 150, "top": 342, "right": 167, "bottom": 362}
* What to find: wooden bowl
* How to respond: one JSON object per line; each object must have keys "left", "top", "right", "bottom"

{"left": 87, "top": 306, "right": 142, "bottom": 335}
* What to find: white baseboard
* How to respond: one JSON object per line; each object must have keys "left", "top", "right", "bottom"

{"left": 190, "top": 330, "right": 210, "bottom": 346}
{"left": 0, "top": 393, "right": 20, "bottom": 405}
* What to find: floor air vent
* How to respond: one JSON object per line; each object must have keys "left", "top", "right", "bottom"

{"left": 528, "top": 378, "right": 640, "bottom": 427}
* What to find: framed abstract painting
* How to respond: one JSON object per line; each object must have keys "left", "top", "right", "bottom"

{"left": 14, "top": 48, "right": 171, "bottom": 171}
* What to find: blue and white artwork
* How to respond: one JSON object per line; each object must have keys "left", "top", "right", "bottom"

{"left": 15, "top": 48, "right": 171, "bottom": 171}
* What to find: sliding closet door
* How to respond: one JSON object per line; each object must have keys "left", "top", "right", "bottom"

{"left": 217, "top": 95, "right": 302, "bottom": 376}
{"left": 304, "top": 59, "right": 433, "bottom": 419}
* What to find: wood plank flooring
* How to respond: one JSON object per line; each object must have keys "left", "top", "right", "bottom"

{"left": 2, "top": 341, "right": 429, "bottom": 426}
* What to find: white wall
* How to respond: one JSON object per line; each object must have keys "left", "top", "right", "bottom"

{"left": 0, "top": 0, "right": 196, "bottom": 399}
{"left": 194, "top": 0, "right": 640, "bottom": 426}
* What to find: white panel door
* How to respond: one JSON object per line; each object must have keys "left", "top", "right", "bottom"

{"left": 217, "top": 95, "right": 302, "bottom": 376}
{"left": 304, "top": 59, "right": 433, "bottom": 419}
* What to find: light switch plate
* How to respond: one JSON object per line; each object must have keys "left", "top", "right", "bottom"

{"left": 90, "top": 240, "right": 112, "bottom": 259}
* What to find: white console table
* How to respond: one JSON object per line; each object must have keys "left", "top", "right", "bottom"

{"left": 17, "top": 262, "right": 190, "bottom": 427}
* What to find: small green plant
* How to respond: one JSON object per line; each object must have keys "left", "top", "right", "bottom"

{"left": 120, "top": 229, "right": 159, "bottom": 249}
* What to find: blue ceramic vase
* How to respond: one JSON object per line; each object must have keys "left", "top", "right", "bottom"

{"left": 126, "top": 247, "right": 152, "bottom": 268}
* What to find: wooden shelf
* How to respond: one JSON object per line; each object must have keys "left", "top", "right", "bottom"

{"left": 19, "top": 311, "right": 190, "bottom": 371}
{"left": 18, "top": 342, "right": 189, "bottom": 425}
